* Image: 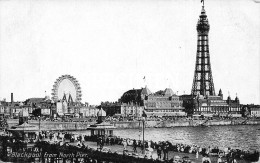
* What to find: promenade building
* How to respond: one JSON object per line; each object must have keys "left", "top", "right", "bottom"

{"left": 241, "top": 104, "right": 260, "bottom": 118}
{"left": 79, "top": 103, "right": 99, "bottom": 117}
{"left": 24, "top": 96, "right": 56, "bottom": 117}
{"left": 120, "top": 87, "right": 186, "bottom": 117}
{"left": 0, "top": 101, "right": 11, "bottom": 117}
{"left": 0, "top": 94, "right": 21, "bottom": 118}
{"left": 180, "top": 90, "right": 241, "bottom": 117}
{"left": 101, "top": 102, "right": 144, "bottom": 118}
{"left": 250, "top": 105, "right": 260, "bottom": 118}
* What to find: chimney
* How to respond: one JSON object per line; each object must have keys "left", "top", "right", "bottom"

{"left": 11, "top": 93, "right": 13, "bottom": 103}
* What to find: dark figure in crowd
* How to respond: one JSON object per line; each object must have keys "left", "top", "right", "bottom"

{"left": 163, "top": 142, "right": 169, "bottom": 160}
{"left": 100, "top": 138, "right": 104, "bottom": 150}
{"left": 97, "top": 137, "right": 100, "bottom": 147}
{"left": 133, "top": 139, "right": 137, "bottom": 153}
{"left": 111, "top": 137, "right": 114, "bottom": 145}
{"left": 157, "top": 145, "right": 162, "bottom": 159}
{"left": 78, "top": 135, "right": 82, "bottom": 142}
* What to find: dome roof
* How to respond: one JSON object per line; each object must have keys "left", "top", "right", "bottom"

{"left": 163, "top": 88, "right": 174, "bottom": 96}
{"left": 120, "top": 88, "right": 142, "bottom": 104}
{"left": 97, "top": 108, "right": 106, "bottom": 117}
{"left": 141, "top": 86, "right": 152, "bottom": 95}
{"left": 227, "top": 96, "right": 231, "bottom": 101}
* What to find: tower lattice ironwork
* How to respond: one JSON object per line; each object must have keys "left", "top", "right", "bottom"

{"left": 191, "top": 5, "right": 215, "bottom": 96}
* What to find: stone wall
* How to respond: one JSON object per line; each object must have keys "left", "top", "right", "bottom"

{"left": 7, "top": 119, "right": 260, "bottom": 130}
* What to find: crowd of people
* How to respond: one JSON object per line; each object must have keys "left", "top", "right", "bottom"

{"left": 79, "top": 134, "right": 259, "bottom": 163}
{"left": 1, "top": 130, "right": 259, "bottom": 163}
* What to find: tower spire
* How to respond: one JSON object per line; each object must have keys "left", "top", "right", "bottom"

{"left": 191, "top": 1, "right": 215, "bottom": 96}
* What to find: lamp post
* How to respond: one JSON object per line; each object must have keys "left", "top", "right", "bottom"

{"left": 142, "top": 117, "right": 145, "bottom": 154}
{"left": 38, "top": 116, "right": 40, "bottom": 133}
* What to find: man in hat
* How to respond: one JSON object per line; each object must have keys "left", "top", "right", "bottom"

{"left": 202, "top": 154, "right": 211, "bottom": 163}
{"left": 217, "top": 156, "right": 222, "bottom": 163}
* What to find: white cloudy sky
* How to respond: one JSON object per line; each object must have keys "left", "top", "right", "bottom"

{"left": 0, "top": 0, "right": 259, "bottom": 105}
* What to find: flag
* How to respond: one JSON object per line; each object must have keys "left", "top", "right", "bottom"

{"left": 201, "top": 0, "right": 204, "bottom": 6}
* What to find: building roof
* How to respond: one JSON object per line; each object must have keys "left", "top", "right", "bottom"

{"left": 97, "top": 108, "right": 106, "bottom": 117}
{"left": 26, "top": 98, "right": 45, "bottom": 103}
{"left": 163, "top": 88, "right": 174, "bottom": 96}
{"left": 120, "top": 88, "right": 142, "bottom": 104}
{"left": 141, "top": 86, "right": 152, "bottom": 95}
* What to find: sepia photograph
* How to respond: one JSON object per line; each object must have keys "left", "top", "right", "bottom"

{"left": 0, "top": 0, "right": 259, "bottom": 162}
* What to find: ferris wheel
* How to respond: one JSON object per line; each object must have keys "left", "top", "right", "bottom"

{"left": 51, "top": 75, "right": 82, "bottom": 103}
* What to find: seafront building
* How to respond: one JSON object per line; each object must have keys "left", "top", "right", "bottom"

{"left": 101, "top": 101, "right": 144, "bottom": 118}
{"left": 100, "top": 87, "right": 186, "bottom": 118}
{"left": 241, "top": 104, "right": 260, "bottom": 118}
{"left": 0, "top": 92, "right": 100, "bottom": 119}
{"left": 119, "top": 87, "right": 186, "bottom": 117}
{"left": 180, "top": 91, "right": 241, "bottom": 117}
{"left": 55, "top": 99, "right": 99, "bottom": 118}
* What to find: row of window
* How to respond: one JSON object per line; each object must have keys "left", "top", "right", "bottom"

{"left": 198, "top": 36, "right": 208, "bottom": 40}
{"left": 147, "top": 98, "right": 179, "bottom": 101}
{"left": 198, "top": 41, "right": 208, "bottom": 45}
{"left": 197, "top": 59, "right": 209, "bottom": 64}
{"left": 196, "top": 52, "right": 209, "bottom": 57}
{"left": 146, "top": 109, "right": 182, "bottom": 112}
{"left": 146, "top": 102, "right": 181, "bottom": 107}
{"left": 195, "top": 107, "right": 240, "bottom": 112}
{"left": 197, "top": 46, "right": 208, "bottom": 51}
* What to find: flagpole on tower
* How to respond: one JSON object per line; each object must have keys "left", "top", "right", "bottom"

{"left": 142, "top": 110, "right": 147, "bottom": 154}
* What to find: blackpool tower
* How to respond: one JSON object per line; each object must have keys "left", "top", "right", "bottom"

{"left": 191, "top": 3, "right": 215, "bottom": 96}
